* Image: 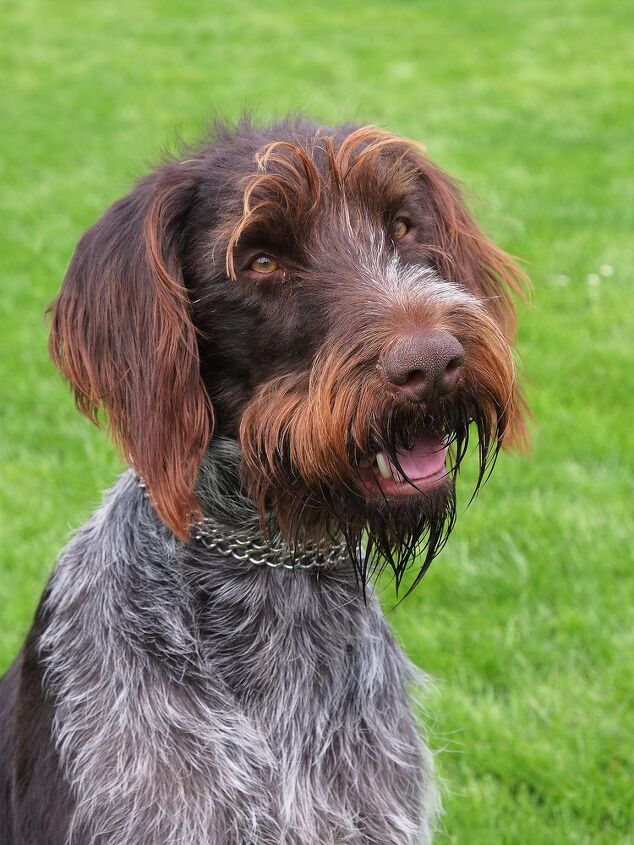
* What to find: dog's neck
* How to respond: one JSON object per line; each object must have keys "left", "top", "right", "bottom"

{"left": 195, "top": 437, "right": 262, "bottom": 531}
{"left": 186, "top": 437, "right": 349, "bottom": 570}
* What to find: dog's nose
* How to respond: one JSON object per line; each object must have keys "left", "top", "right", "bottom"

{"left": 379, "top": 330, "right": 465, "bottom": 402}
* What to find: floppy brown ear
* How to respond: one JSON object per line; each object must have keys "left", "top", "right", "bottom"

{"left": 49, "top": 160, "right": 213, "bottom": 539}
{"left": 416, "top": 157, "right": 531, "bottom": 450}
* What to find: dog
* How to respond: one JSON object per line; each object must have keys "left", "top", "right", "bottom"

{"left": 0, "top": 119, "right": 528, "bottom": 845}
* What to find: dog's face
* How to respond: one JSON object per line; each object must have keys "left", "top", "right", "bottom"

{"left": 50, "top": 121, "right": 527, "bottom": 585}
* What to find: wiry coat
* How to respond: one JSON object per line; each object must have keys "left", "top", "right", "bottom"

{"left": 1, "top": 118, "right": 527, "bottom": 844}
{"left": 2, "top": 443, "right": 438, "bottom": 844}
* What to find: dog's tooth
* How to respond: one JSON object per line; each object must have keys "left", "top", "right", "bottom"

{"left": 376, "top": 452, "right": 392, "bottom": 479}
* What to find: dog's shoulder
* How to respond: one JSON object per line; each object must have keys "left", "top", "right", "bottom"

{"left": 0, "top": 608, "right": 75, "bottom": 845}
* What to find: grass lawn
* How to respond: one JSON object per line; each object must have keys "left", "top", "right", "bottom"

{"left": 1, "top": 0, "right": 632, "bottom": 841}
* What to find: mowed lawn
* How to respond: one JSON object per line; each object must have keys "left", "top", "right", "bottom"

{"left": 1, "top": 0, "right": 632, "bottom": 841}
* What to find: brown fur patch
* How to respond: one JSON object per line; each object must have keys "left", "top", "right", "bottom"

{"left": 49, "top": 164, "right": 213, "bottom": 539}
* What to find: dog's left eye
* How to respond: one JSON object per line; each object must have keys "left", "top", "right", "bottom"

{"left": 391, "top": 219, "right": 410, "bottom": 241}
{"left": 250, "top": 255, "right": 279, "bottom": 274}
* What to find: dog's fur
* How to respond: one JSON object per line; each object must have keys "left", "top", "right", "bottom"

{"left": 0, "top": 119, "right": 527, "bottom": 844}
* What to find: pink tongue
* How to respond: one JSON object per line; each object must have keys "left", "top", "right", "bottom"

{"left": 395, "top": 435, "right": 447, "bottom": 480}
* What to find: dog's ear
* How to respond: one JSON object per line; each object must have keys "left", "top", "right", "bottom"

{"left": 415, "top": 158, "right": 530, "bottom": 449}
{"left": 49, "top": 161, "right": 213, "bottom": 539}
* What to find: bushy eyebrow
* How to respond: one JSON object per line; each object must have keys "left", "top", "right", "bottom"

{"left": 222, "top": 127, "right": 425, "bottom": 280}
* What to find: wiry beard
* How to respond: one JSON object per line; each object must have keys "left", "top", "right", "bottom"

{"left": 231, "top": 389, "right": 505, "bottom": 596}
{"left": 328, "top": 481, "right": 457, "bottom": 597}
{"left": 350, "top": 394, "right": 504, "bottom": 593}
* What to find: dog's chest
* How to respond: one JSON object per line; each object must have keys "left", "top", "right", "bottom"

{"left": 189, "top": 567, "right": 430, "bottom": 839}
{"left": 41, "top": 490, "right": 434, "bottom": 844}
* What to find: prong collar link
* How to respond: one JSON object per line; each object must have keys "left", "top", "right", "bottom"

{"left": 138, "top": 478, "right": 348, "bottom": 571}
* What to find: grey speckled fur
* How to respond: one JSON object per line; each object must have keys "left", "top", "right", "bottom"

{"left": 39, "top": 439, "right": 439, "bottom": 844}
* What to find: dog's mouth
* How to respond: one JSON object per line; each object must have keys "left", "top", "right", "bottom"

{"left": 357, "top": 433, "right": 449, "bottom": 498}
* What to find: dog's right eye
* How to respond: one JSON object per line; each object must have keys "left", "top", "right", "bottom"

{"left": 391, "top": 218, "right": 410, "bottom": 241}
{"left": 249, "top": 255, "right": 279, "bottom": 274}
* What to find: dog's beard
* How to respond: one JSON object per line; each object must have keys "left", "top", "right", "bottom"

{"left": 236, "top": 391, "right": 504, "bottom": 594}
{"left": 343, "top": 402, "right": 489, "bottom": 593}
{"left": 318, "top": 479, "right": 457, "bottom": 596}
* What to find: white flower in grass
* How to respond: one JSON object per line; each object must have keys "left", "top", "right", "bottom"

{"left": 586, "top": 273, "right": 601, "bottom": 286}
{"left": 554, "top": 274, "right": 569, "bottom": 286}
{"left": 599, "top": 264, "right": 614, "bottom": 277}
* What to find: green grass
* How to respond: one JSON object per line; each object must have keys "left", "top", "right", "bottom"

{"left": 1, "top": 0, "right": 632, "bottom": 841}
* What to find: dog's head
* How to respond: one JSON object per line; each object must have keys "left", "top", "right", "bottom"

{"left": 50, "top": 120, "right": 528, "bottom": 585}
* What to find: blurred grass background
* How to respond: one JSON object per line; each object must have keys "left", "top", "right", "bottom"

{"left": 1, "top": 0, "right": 633, "bottom": 841}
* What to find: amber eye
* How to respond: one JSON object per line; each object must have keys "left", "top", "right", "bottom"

{"left": 391, "top": 219, "right": 410, "bottom": 241}
{"left": 249, "top": 254, "right": 278, "bottom": 274}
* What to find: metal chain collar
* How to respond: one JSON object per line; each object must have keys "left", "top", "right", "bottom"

{"left": 138, "top": 479, "right": 349, "bottom": 571}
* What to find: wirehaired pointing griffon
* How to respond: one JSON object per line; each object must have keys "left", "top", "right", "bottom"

{"left": 0, "top": 120, "right": 528, "bottom": 845}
